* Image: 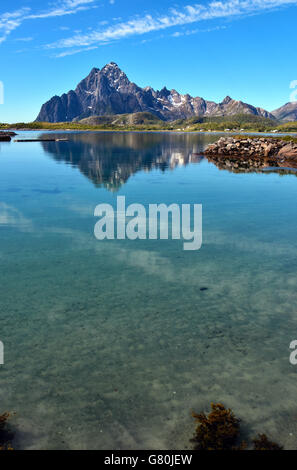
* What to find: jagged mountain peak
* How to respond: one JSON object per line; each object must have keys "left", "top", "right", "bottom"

{"left": 36, "top": 63, "right": 276, "bottom": 123}
{"left": 101, "top": 62, "right": 121, "bottom": 71}
{"left": 101, "top": 62, "right": 125, "bottom": 76}
{"left": 103, "top": 61, "right": 120, "bottom": 68}
{"left": 99, "top": 62, "right": 130, "bottom": 89}
{"left": 158, "top": 87, "right": 171, "bottom": 99}
{"left": 222, "top": 96, "right": 233, "bottom": 105}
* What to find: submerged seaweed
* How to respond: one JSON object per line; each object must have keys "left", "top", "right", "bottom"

{"left": 192, "top": 403, "right": 283, "bottom": 451}
{"left": 253, "top": 434, "right": 283, "bottom": 451}
{"left": 192, "top": 403, "right": 242, "bottom": 450}
{"left": 0, "top": 412, "right": 14, "bottom": 451}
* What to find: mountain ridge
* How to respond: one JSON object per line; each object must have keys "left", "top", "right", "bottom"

{"left": 36, "top": 62, "right": 279, "bottom": 123}
{"left": 272, "top": 102, "right": 297, "bottom": 122}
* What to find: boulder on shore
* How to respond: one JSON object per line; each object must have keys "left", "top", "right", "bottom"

{"left": 277, "top": 143, "right": 297, "bottom": 160}
{"left": 0, "top": 134, "right": 11, "bottom": 142}
{"left": 0, "top": 131, "right": 17, "bottom": 142}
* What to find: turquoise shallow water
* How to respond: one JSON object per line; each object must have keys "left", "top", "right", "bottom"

{"left": 0, "top": 131, "right": 297, "bottom": 449}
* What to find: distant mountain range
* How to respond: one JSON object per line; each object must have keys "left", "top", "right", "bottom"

{"left": 272, "top": 102, "right": 297, "bottom": 122}
{"left": 36, "top": 62, "right": 296, "bottom": 123}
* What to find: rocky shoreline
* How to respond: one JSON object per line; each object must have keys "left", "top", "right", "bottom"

{"left": 203, "top": 136, "right": 297, "bottom": 170}
{"left": 0, "top": 131, "right": 17, "bottom": 142}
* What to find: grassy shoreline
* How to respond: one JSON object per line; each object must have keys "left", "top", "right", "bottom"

{"left": 1, "top": 125, "right": 297, "bottom": 135}
{"left": 1, "top": 112, "right": 297, "bottom": 134}
{"left": 1, "top": 118, "right": 297, "bottom": 134}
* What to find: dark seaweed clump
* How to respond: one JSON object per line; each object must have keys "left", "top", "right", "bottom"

{"left": 0, "top": 413, "right": 13, "bottom": 451}
{"left": 192, "top": 403, "right": 282, "bottom": 451}
{"left": 192, "top": 403, "right": 244, "bottom": 450}
{"left": 253, "top": 434, "right": 283, "bottom": 451}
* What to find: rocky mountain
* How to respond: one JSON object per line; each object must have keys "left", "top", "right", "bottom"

{"left": 272, "top": 102, "right": 297, "bottom": 122}
{"left": 36, "top": 62, "right": 276, "bottom": 123}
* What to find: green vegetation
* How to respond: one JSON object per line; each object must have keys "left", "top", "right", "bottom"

{"left": 0, "top": 112, "right": 169, "bottom": 132}
{"left": 176, "top": 114, "right": 278, "bottom": 132}
{"left": 231, "top": 134, "right": 297, "bottom": 143}
{"left": 192, "top": 403, "right": 283, "bottom": 451}
{"left": 79, "top": 111, "right": 163, "bottom": 127}
{"left": 276, "top": 121, "right": 297, "bottom": 132}
{"left": 0, "top": 112, "right": 296, "bottom": 134}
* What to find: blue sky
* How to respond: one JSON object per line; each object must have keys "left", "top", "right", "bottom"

{"left": 0, "top": 0, "right": 297, "bottom": 122}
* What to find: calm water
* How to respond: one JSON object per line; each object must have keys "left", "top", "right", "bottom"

{"left": 0, "top": 131, "right": 297, "bottom": 449}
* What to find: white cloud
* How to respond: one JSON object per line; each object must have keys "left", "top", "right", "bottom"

{"left": 172, "top": 25, "right": 227, "bottom": 37}
{"left": 0, "top": 8, "right": 29, "bottom": 44}
{"left": 1, "top": 0, "right": 297, "bottom": 54}
{"left": 0, "top": 0, "right": 96, "bottom": 44}
{"left": 46, "top": 0, "right": 297, "bottom": 52}
{"left": 0, "top": 203, "right": 33, "bottom": 232}
{"left": 26, "top": 0, "right": 96, "bottom": 19}
{"left": 15, "top": 36, "right": 34, "bottom": 42}
{"left": 55, "top": 45, "right": 98, "bottom": 57}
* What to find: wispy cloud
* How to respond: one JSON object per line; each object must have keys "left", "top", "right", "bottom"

{"left": 0, "top": 0, "right": 96, "bottom": 44}
{"left": 1, "top": 0, "right": 297, "bottom": 54}
{"left": 55, "top": 45, "right": 98, "bottom": 57}
{"left": 0, "top": 8, "right": 29, "bottom": 44}
{"left": 15, "top": 36, "right": 34, "bottom": 42}
{"left": 46, "top": 0, "right": 297, "bottom": 53}
{"left": 172, "top": 25, "right": 227, "bottom": 37}
{"left": 26, "top": 0, "right": 96, "bottom": 19}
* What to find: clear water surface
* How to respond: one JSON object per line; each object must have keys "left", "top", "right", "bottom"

{"left": 0, "top": 131, "right": 297, "bottom": 449}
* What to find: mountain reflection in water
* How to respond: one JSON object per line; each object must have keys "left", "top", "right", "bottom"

{"left": 40, "top": 132, "right": 209, "bottom": 191}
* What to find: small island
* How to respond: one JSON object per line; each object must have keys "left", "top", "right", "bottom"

{"left": 203, "top": 135, "right": 297, "bottom": 170}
